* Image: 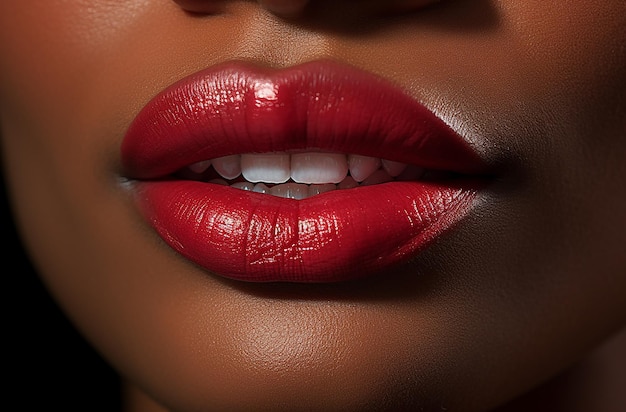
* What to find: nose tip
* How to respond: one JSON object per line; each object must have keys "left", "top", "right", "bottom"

{"left": 257, "top": 0, "right": 310, "bottom": 16}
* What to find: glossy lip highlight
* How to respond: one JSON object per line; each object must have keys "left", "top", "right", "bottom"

{"left": 121, "top": 60, "right": 489, "bottom": 283}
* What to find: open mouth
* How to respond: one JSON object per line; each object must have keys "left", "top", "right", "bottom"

{"left": 121, "top": 60, "right": 489, "bottom": 283}
{"left": 174, "top": 151, "right": 450, "bottom": 200}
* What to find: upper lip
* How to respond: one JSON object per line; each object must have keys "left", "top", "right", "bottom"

{"left": 120, "top": 59, "right": 491, "bottom": 283}
{"left": 121, "top": 59, "right": 488, "bottom": 180}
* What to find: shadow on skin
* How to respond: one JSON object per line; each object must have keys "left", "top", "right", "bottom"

{"left": 207, "top": 233, "right": 452, "bottom": 303}
{"left": 183, "top": 0, "right": 501, "bottom": 37}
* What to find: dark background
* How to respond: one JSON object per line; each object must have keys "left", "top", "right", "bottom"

{"left": 3, "top": 173, "right": 123, "bottom": 411}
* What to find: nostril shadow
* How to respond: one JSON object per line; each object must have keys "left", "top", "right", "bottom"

{"left": 177, "top": 0, "right": 500, "bottom": 37}
{"left": 278, "top": 0, "right": 501, "bottom": 37}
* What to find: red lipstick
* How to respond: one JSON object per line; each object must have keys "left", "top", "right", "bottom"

{"left": 121, "top": 60, "right": 487, "bottom": 283}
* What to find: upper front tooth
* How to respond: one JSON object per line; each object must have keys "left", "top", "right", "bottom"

{"left": 241, "top": 153, "right": 290, "bottom": 184}
{"left": 291, "top": 153, "right": 348, "bottom": 184}
{"left": 212, "top": 155, "right": 242, "bottom": 180}
{"left": 348, "top": 154, "right": 381, "bottom": 182}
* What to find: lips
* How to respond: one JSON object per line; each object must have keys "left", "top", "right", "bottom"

{"left": 121, "top": 59, "right": 488, "bottom": 283}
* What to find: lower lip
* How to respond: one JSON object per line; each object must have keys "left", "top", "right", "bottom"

{"left": 132, "top": 179, "right": 480, "bottom": 283}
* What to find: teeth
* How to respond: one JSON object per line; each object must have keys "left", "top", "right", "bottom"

{"left": 360, "top": 169, "right": 393, "bottom": 186}
{"left": 291, "top": 153, "right": 348, "bottom": 184}
{"left": 348, "top": 155, "right": 381, "bottom": 182}
{"left": 270, "top": 183, "right": 309, "bottom": 200}
{"left": 381, "top": 159, "right": 408, "bottom": 177}
{"left": 193, "top": 151, "right": 429, "bottom": 197}
{"left": 253, "top": 183, "right": 270, "bottom": 194}
{"left": 231, "top": 182, "right": 255, "bottom": 191}
{"left": 308, "top": 184, "right": 336, "bottom": 196}
{"left": 212, "top": 155, "right": 241, "bottom": 180}
{"left": 209, "top": 178, "right": 229, "bottom": 186}
{"left": 188, "top": 159, "right": 212, "bottom": 174}
{"left": 241, "top": 153, "right": 290, "bottom": 184}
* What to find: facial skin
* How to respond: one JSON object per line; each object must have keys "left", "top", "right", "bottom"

{"left": 1, "top": 1, "right": 625, "bottom": 411}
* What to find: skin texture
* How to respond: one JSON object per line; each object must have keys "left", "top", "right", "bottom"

{"left": 1, "top": 1, "right": 625, "bottom": 411}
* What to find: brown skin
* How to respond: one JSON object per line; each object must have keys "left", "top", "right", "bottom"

{"left": 1, "top": 1, "right": 625, "bottom": 411}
